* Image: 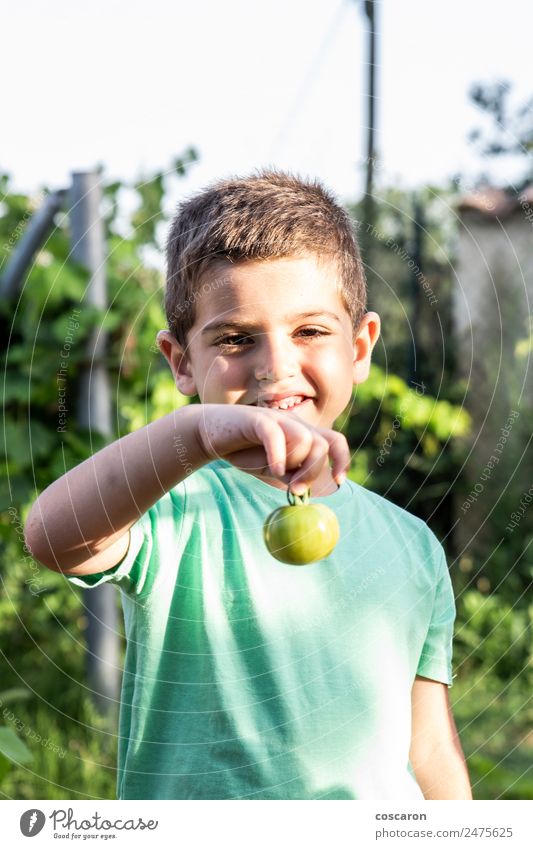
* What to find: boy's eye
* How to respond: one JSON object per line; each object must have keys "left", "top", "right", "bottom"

{"left": 215, "top": 334, "right": 251, "bottom": 348}
{"left": 297, "top": 327, "right": 329, "bottom": 338}
{"left": 214, "top": 328, "right": 329, "bottom": 349}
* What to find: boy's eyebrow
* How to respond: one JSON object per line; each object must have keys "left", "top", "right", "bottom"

{"left": 201, "top": 310, "right": 341, "bottom": 335}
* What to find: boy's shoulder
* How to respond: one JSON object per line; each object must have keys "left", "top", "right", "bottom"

{"left": 347, "top": 475, "right": 435, "bottom": 527}
{"left": 345, "top": 476, "right": 445, "bottom": 558}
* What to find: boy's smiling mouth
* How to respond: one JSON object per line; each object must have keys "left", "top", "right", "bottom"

{"left": 251, "top": 393, "right": 314, "bottom": 410}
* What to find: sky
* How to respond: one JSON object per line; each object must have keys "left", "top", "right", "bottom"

{"left": 3, "top": 0, "right": 533, "bottom": 209}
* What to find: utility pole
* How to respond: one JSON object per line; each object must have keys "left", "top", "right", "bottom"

{"left": 357, "top": 0, "right": 378, "bottom": 275}
{"left": 70, "top": 171, "right": 120, "bottom": 716}
{"left": 363, "top": 0, "right": 377, "bottom": 226}
{"left": 407, "top": 192, "right": 423, "bottom": 386}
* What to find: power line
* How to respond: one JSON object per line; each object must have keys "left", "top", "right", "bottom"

{"left": 267, "top": 0, "right": 349, "bottom": 160}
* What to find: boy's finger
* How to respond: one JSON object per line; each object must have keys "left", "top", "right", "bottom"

{"left": 254, "top": 415, "right": 287, "bottom": 477}
{"left": 289, "top": 429, "right": 350, "bottom": 492}
{"left": 324, "top": 430, "right": 352, "bottom": 485}
{"left": 288, "top": 434, "right": 330, "bottom": 495}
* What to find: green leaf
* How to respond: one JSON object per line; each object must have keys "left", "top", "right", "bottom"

{"left": 28, "top": 420, "right": 57, "bottom": 459}
{"left": 0, "top": 474, "right": 32, "bottom": 510}
{"left": 0, "top": 420, "right": 30, "bottom": 466}
{"left": 0, "top": 418, "right": 57, "bottom": 469}
{"left": 0, "top": 726, "right": 33, "bottom": 765}
{"left": 0, "top": 688, "right": 32, "bottom": 706}
{"left": 0, "top": 753, "right": 10, "bottom": 783}
{"left": 1, "top": 374, "right": 30, "bottom": 404}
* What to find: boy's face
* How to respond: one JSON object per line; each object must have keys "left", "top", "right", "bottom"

{"left": 158, "top": 254, "right": 380, "bottom": 431}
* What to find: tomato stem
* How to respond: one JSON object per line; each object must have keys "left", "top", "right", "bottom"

{"left": 287, "top": 487, "right": 311, "bottom": 506}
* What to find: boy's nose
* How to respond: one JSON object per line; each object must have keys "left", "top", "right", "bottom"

{"left": 254, "top": 335, "right": 298, "bottom": 382}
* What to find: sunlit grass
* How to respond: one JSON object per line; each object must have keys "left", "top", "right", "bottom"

{"left": 451, "top": 672, "right": 533, "bottom": 800}
{"left": 1, "top": 699, "right": 117, "bottom": 800}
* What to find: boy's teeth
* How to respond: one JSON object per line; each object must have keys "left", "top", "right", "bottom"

{"left": 265, "top": 395, "right": 305, "bottom": 409}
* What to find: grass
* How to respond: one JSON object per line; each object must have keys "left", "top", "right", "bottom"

{"left": 451, "top": 671, "right": 533, "bottom": 800}
{"left": 0, "top": 698, "right": 117, "bottom": 800}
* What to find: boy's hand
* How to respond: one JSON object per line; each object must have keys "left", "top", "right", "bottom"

{"left": 193, "top": 403, "right": 350, "bottom": 494}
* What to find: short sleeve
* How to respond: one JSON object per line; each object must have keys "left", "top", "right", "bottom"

{"left": 65, "top": 484, "right": 186, "bottom": 599}
{"left": 416, "top": 547, "right": 456, "bottom": 687}
{"left": 66, "top": 511, "right": 154, "bottom": 595}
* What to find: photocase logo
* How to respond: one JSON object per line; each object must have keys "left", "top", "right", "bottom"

{"left": 20, "top": 809, "right": 46, "bottom": 836}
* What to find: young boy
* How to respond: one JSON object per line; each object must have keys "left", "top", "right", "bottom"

{"left": 25, "top": 170, "right": 472, "bottom": 801}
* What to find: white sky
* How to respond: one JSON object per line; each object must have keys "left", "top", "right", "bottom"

{"left": 3, "top": 0, "right": 533, "bottom": 207}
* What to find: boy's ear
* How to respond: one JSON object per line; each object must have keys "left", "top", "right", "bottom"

{"left": 353, "top": 311, "right": 381, "bottom": 384}
{"left": 156, "top": 330, "right": 198, "bottom": 397}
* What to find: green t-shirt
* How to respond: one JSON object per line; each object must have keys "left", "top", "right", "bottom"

{"left": 69, "top": 459, "right": 456, "bottom": 800}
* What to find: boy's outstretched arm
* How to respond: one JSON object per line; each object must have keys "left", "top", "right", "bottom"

{"left": 24, "top": 405, "right": 208, "bottom": 576}
{"left": 409, "top": 675, "right": 473, "bottom": 800}
{"left": 25, "top": 403, "right": 350, "bottom": 577}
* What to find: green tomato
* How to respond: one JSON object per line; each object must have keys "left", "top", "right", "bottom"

{"left": 263, "top": 488, "right": 340, "bottom": 565}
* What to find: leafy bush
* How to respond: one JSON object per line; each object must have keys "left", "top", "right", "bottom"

{"left": 454, "top": 591, "right": 533, "bottom": 683}
{"left": 336, "top": 363, "right": 470, "bottom": 542}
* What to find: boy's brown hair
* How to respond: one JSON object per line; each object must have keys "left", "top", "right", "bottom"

{"left": 165, "top": 169, "right": 367, "bottom": 348}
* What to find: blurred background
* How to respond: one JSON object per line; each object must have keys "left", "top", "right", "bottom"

{"left": 0, "top": 0, "right": 531, "bottom": 800}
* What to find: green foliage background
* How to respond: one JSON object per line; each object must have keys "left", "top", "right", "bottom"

{"left": 0, "top": 158, "right": 531, "bottom": 799}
